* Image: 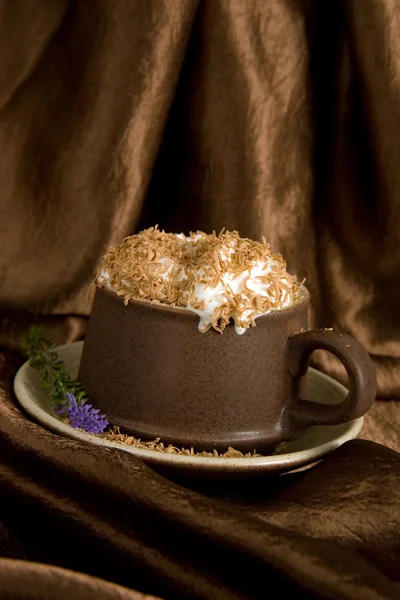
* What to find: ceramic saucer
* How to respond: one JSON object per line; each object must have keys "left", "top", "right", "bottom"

{"left": 13, "top": 341, "right": 364, "bottom": 482}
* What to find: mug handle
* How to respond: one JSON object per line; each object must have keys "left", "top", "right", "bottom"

{"left": 286, "top": 329, "right": 376, "bottom": 426}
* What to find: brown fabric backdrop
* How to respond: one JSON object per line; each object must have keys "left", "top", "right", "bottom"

{"left": 1, "top": 1, "right": 400, "bottom": 598}
{"left": 2, "top": 0, "right": 400, "bottom": 396}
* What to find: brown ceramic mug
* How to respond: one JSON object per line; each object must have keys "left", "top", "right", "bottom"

{"left": 78, "top": 286, "right": 376, "bottom": 452}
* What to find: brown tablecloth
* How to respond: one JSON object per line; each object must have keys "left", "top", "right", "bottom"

{"left": 1, "top": 1, "right": 400, "bottom": 598}
{"left": 0, "top": 339, "right": 399, "bottom": 599}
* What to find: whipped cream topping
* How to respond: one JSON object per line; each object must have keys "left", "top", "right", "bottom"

{"left": 96, "top": 227, "right": 302, "bottom": 334}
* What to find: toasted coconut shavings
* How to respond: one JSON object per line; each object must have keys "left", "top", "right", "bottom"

{"left": 101, "top": 427, "right": 266, "bottom": 457}
{"left": 96, "top": 226, "right": 303, "bottom": 334}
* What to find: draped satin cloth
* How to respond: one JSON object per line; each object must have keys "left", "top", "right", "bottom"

{"left": 0, "top": 1, "right": 400, "bottom": 598}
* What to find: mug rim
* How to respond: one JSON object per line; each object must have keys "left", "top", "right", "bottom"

{"left": 97, "top": 284, "right": 310, "bottom": 323}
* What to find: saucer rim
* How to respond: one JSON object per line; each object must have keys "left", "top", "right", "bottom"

{"left": 13, "top": 341, "right": 364, "bottom": 474}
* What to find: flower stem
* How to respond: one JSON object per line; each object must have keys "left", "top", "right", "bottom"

{"left": 22, "top": 326, "right": 87, "bottom": 410}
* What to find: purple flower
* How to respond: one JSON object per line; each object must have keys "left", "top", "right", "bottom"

{"left": 56, "top": 393, "right": 109, "bottom": 435}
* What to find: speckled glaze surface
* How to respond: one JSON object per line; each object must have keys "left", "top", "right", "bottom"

{"left": 78, "top": 287, "right": 376, "bottom": 452}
